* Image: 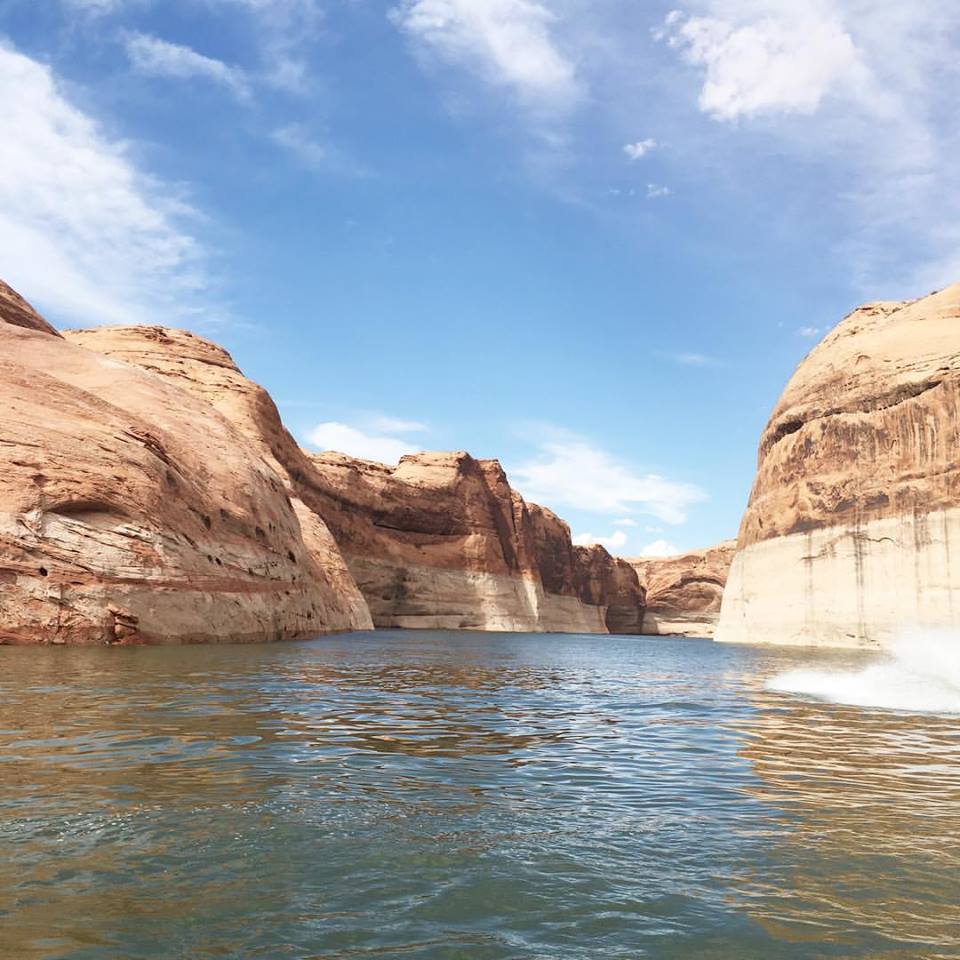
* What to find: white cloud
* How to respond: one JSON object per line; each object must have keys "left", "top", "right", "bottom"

{"left": 646, "top": 183, "right": 671, "bottom": 199}
{"left": 124, "top": 32, "right": 250, "bottom": 99}
{"left": 62, "top": 0, "right": 129, "bottom": 12}
{"left": 638, "top": 539, "right": 680, "bottom": 558}
{"left": 659, "top": 351, "right": 721, "bottom": 368}
{"left": 613, "top": 518, "right": 638, "bottom": 527}
{"left": 392, "top": 0, "right": 581, "bottom": 112}
{"left": 662, "top": 7, "right": 869, "bottom": 121}
{"left": 573, "top": 530, "right": 628, "bottom": 550}
{"left": 512, "top": 433, "right": 707, "bottom": 524}
{"left": 796, "top": 325, "right": 825, "bottom": 339}
{"left": 271, "top": 124, "right": 368, "bottom": 177}
{"left": 271, "top": 124, "right": 327, "bottom": 166}
{"left": 623, "top": 138, "right": 657, "bottom": 160}
{"left": 210, "top": 0, "right": 323, "bottom": 94}
{"left": 0, "top": 41, "right": 208, "bottom": 326}
{"left": 306, "top": 422, "right": 426, "bottom": 464}
{"left": 658, "top": 2, "right": 960, "bottom": 290}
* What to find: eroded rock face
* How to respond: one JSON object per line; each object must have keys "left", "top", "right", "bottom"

{"left": 716, "top": 284, "right": 960, "bottom": 648}
{"left": 63, "top": 325, "right": 372, "bottom": 634}
{"left": 0, "top": 280, "right": 60, "bottom": 336}
{"left": 307, "top": 451, "right": 646, "bottom": 633}
{"left": 628, "top": 541, "right": 735, "bottom": 637}
{"left": 575, "top": 546, "right": 647, "bottom": 635}
{"left": 64, "top": 325, "right": 640, "bottom": 635}
{"left": 1, "top": 297, "right": 371, "bottom": 644}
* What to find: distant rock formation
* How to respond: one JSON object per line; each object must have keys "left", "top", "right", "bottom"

{"left": 716, "top": 284, "right": 960, "bottom": 648}
{"left": 304, "top": 451, "right": 646, "bottom": 633}
{"left": 0, "top": 286, "right": 372, "bottom": 644}
{"left": 628, "top": 541, "right": 736, "bottom": 637}
{"left": 63, "top": 324, "right": 646, "bottom": 637}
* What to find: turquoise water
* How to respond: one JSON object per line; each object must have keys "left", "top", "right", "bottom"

{"left": 1, "top": 631, "right": 959, "bottom": 959}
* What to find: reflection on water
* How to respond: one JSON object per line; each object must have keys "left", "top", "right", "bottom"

{"left": 1, "top": 632, "right": 958, "bottom": 959}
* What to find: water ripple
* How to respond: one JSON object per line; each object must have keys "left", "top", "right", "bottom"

{"left": 1, "top": 632, "right": 958, "bottom": 959}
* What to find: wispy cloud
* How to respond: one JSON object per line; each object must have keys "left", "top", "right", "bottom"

{"left": 659, "top": 1, "right": 960, "bottom": 291}
{"left": 613, "top": 518, "right": 638, "bottom": 527}
{"left": 573, "top": 530, "right": 627, "bottom": 550}
{"left": 306, "top": 423, "right": 423, "bottom": 464}
{"left": 646, "top": 183, "right": 671, "bottom": 199}
{"left": 658, "top": 350, "right": 721, "bottom": 368}
{"left": 205, "top": 0, "right": 324, "bottom": 95}
{"left": 270, "top": 124, "right": 368, "bottom": 177}
{"left": 623, "top": 138, "right": 657, "bottom": 160}
{"left": 0, "top": 40, "right": 210, "bottom": 326}
{"left": 391, "top": 0, "right": 581, "bottom": 114}
{"left": 62, "top": 0, "right": 129, "bottom": 13}
{"left": 305, "top": 418, "right": 427, "bottom": 464}
{"left": 637, "top": 538, "right": 679, "bottom": 558}
{"left": 271, "top": 124, "right": 327, "bottom": 166}
{"left": 796, "top": 325, "right": 825, "bottom": 339}
{"left": 511, "top": 429, "right": 707, "bottom": 524}
{"left": 124, "top": 32, "right": 250, "bottom": 99}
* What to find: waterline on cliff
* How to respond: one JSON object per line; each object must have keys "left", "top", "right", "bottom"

{"left": 767, "top": 629, "right": 960, "bottom": 714}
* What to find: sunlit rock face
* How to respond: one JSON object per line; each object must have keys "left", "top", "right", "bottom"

{"left": 64, "top": 325, "right": 372, "bottom": 635}
{"left": 716, "top": 284, "right": 960, "bottom": 648}
{"left": 0, "top": 285, "right": 371, "bottom": 645}
{"left": 307, "top": 452, "right": 646, "bottom": 634}
{"left": 65, "top": 324, "right": 643, "bottom": 635}
{"left": 628, "top": 541, "right": 736, "bottom": 637}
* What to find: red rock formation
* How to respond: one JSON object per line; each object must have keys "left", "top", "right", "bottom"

{"left": 63, "top": 325, "right": 371, "bottom": 632}
{"left": 627, "top": 541, "right": 736, "bottom": 637}
{"left": 717, "top": 284, "right": 960, "bottom": 647}
{"left": 0, "top": 280, "right": 60, "bottom": 336}
{"left": 305, "top": 451, "right": 645, "bottom": 633}
{"left": 0, "top": 290, "right": 371, "bottom": 644}
{"left": 575, "top": 545, "right": 647, "bottom": 635}
{"left": 45, "top": 319, "right": 644, "bottom": 638}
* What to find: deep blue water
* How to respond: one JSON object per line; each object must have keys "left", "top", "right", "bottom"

{"left": 1, "top": 631, "right": 958, "bottom": 959}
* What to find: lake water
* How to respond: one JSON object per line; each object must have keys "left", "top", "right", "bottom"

{"left": 1, "top": 631, "right": 959, "bottom": 959}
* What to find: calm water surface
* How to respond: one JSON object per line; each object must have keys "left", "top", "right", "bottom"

{"left": 1, "top": 631, "right": 959, "bottom": 959}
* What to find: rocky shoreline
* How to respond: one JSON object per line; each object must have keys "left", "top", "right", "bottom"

{"left": 7, "top": 276, "right": 954, "bottom": 649}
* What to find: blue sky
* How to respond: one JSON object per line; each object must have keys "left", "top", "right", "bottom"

{"left": 1, "top": 0, "right": 958, "bottom": 556}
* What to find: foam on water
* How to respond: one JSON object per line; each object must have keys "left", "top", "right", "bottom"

{"left": 768, "top": 629, "right": 960, "bottom": 714}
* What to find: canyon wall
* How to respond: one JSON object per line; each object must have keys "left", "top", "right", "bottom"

{"left": 715, "top": 284, "right": 960, "bottom": 648}
{"left": 64, "top": 324, "right": 645, "bottom": 636}
{"left": 628, "top": 541, "right": 736, "bottom": 637}
{"left": 0, "top": 283, "right": 372, "bottom": 644}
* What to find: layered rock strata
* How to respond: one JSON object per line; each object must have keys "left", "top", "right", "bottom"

{"left": 716, "top": 284, "right": 960, "bottom": 648}
{"left": 628, "top": 541, "right": 736, "bottom": 637}
{"left": 1, "top": 288, "right": 371, "bottom": 644}
{"left": 300, "top": 451, "right": 646, "bottom": 633}
{"left": 64, "top": 326, "right": 645, "bottom": 635}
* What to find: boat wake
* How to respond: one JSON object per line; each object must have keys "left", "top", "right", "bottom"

{"left": 767, "top": 629, "right": 960, "bottom": 714}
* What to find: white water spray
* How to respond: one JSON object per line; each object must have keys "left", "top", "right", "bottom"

{"left": 767, "top": 629, "right": 960, "bottom": 714}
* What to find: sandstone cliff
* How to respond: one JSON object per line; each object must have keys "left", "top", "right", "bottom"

{"left": 63, "top": 325, "right": 372, "bottom": 634}
{"left": 64, "top": 325, "right": 644, "bottom": 636}
{"left": 716, "top": 284, "right": 960, "bottom": 648}
{"left": 303, "top": 451, "right": 646, "bottom": 633}
{"left": 628, "top": 540, "right": 736, "bottom": 637}
{"left": 0, "top": 290, "right": 371, "bottom": 644}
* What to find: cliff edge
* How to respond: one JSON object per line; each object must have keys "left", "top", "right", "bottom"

{"left": 716, "top": 284, "right": 960, "bottom": 647}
